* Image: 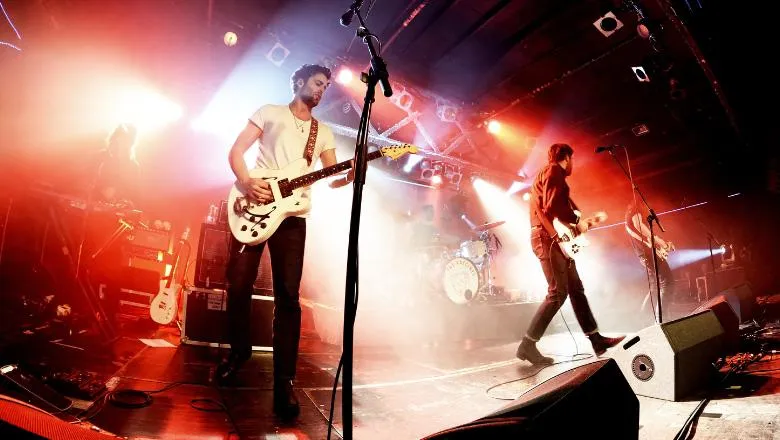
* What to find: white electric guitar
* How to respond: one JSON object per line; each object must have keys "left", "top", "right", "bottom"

{"left": 644, "top": 239, "right": 675, "bottom": 261}
{"left": 552, "top": 210, "right": 608, "bottom": 259}
{"left": 227, "top": 144, "right": 418, "bottom": 245}
{"left": 150, "top": 227, "right": 190, "bottom": 325}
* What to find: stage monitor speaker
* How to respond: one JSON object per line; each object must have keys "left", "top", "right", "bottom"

{"left": 0, "top": 364, "right": 71, "bottom": 413}
{"left": 612, "top": 309, "right": 724, "bottom": 401}
{"left": 728, "top": 283, "right": 754, "bottom": 323}
{"left": 692, "top": 294, "right": 740, "bottom": 352}
{"left": 0, "top": 394, "right": 117, "bottom": 439}
{"left": 423, "top": 359, "right": 638, "bottom": 439}
{"left": 194, "top": 223, "right": 272, "bottom": 292}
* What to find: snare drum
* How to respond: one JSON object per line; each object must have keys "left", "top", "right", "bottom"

{"left": 443, "top": 257, "right": 481, "bottom": 304}
{"left": 459, "top": 239, "right": 488, "bottom": 261}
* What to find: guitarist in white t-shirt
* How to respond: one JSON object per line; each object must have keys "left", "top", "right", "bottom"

{"left": 215, "top": 64, "right": 353, "bottom": 419}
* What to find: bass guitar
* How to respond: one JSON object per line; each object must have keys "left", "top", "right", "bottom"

{"left": 552, "top": 210, "right": 608, "bottom": 259}
{"left": 227, "top": 144, "right": 417, "bottom": 245}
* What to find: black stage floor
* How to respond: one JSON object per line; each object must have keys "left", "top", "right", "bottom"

{"left": 1, "top": 295, "right": 779, "bottom": 439}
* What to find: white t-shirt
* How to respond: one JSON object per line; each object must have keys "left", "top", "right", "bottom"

{"left": 249, "top": 104, "right": 336, "bottom": 217}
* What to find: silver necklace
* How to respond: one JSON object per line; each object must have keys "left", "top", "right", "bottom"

{"left": 290, "top": 108, "right": 306, "bottom": 133}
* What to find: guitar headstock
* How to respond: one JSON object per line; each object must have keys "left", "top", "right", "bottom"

{"left": 379, "top": 144, "right": 419, "bottom": 160}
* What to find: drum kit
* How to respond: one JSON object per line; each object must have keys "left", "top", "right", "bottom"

{"left": 417, "top": 220, "right": 505, "bottom": 305}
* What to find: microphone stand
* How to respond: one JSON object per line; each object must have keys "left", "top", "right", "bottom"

{"left": 606, "top": 147, "right": 667, "bottom": 323}
{"left": 340, "top": 4, "right": 392, "bottom": 439}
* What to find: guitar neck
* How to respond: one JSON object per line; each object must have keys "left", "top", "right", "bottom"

{"left": 287, "top": 150, "right": 383, "bottom": 191}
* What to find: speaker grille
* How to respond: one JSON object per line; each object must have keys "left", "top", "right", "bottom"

{"left": 632, "top": 354, "right": 655, "bottom": 381}
{"left": 194, "top": 223, "right": 272, "bottom": 292}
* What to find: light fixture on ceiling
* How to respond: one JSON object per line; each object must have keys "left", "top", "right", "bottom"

{"left": 593, "top": 11, "right": 624, "bottom": 37}
{"left": 631, "top": 66, "right": 650, "bottom": 82}
{"left": 265, "top": 41, "right": 290, "bottom": 67}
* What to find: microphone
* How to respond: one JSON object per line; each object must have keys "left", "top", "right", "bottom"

{"left": 595, "top": 145, "right": 618, "bottom": 153}
{"left": 339, "top": 0, "right": 364, "bottom": 27}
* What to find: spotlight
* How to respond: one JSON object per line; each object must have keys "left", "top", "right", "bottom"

{"left": 337, "top": 68, "right": 353, "bottom": 85}
{"left": 431, "top": 175, "right": 443, "bottom": 186}
{"left": 631, "top": 66, "right": 650, "bottom": 82}
{"left": 390, "top": 90, "right": 414, "bottom": 110}
{"left": 593, "top": 11, "right": 624, "bottom": 37}
{"left": 266, "top": 41, "right": 290, "bottom": 67}
{"left": 487, "top": 119, "right": 501, "bottom": 134}
{"left": 436, "top": 104, "right": 459, "bottom": 122}
{"left": 632, "top": 123, "right": 649, "bottom": 136}
{"left": 522, "top": 192, "right": 531, "bottom": 202}
{"left": 444, "top": 164, "right": 462, "bottom": 186}
{"left": 223, "top": 31, "right": 238, "bottom": 47}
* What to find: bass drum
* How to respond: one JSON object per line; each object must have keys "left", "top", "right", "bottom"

{"left": 442, "top": 257, "right": 480, "bottom": 305}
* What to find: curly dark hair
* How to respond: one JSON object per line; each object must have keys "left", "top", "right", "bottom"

{"left": 548, "top": 143, "right": 574, "bottom": 163}
{"left": 290, "top": 64, "right": 332, "bottom": 94}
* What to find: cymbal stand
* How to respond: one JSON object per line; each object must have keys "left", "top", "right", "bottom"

{"left": 46, "top": 205, "right": 118, "bottom": 343}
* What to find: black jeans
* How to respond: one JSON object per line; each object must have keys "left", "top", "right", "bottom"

{"left": 225, "top": 217, "right": 306, "bottom": 382}
{"left": 524, "top": 228, "right": 598, "bottom": 341}
{"left": 636, "top": 245, "right": 674, "bottom": 318}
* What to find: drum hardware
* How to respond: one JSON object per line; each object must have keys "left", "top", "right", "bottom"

{"left": 472, "top": 220, "right": 505, "bottom": 233}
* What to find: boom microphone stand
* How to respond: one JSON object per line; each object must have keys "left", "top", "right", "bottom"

{"left": 603, "top": 145, "right": 667, "bottom": 323}
{"left": 339, "top": 1, "right": 393, "bottom": 438}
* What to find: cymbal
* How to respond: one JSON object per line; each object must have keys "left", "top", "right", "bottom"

{"left": 473, "top": 220, "right": 505, "bottom": 232}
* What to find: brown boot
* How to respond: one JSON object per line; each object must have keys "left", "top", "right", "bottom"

{"left": 589, "top": 333, "right": 625, "bottom": 356}
{"left": 516, "top": 337, "right": 554, "bottom": 366}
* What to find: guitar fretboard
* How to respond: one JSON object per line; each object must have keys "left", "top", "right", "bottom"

{"left": 287, "top": 149, "right": 384, "bottom": 191}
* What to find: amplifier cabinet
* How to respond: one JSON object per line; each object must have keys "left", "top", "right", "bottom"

{"left": 180, "top": 286, "right": 273, "bottom": 352}
{"left": 194, "top": 223, "right": 273, "bottom": 292}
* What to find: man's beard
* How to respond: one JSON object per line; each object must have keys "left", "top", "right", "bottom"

{"left": 301, "top": 93, "right": 319, "bottom": 107}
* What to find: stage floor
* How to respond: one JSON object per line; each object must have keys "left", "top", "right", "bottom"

{"left": 1, "top": 296, "right": 779, "bottom": 439}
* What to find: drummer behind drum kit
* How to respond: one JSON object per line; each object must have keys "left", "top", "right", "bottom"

{"left": 427, "top": 220, "right": 506, "bottom": 305}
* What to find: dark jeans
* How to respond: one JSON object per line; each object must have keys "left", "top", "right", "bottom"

{"left": 225, "top": 217, "right": 306, "bottom": 382}
{"left": 524, "top": 228, "right": 598, "bottom": 341}
{"left": 636, "top": 245, "right": 674, "bottom": 318}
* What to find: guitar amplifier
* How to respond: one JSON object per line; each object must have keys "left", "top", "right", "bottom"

{"left": 128, "top": 228, "right": 171, "bottom": 251}
{"left": 180, "top": 286, "right": 273, "bottom": 351}
{"left": 194, "top": 223, "right": 273, "bottom": 293}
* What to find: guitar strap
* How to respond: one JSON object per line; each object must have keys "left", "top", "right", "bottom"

{"left": 303, "top": 118, "right": 319, "bottom": 166}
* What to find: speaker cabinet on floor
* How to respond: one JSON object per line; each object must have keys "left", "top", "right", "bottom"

{"left": 612, "top": 309, "right": 725, "bottom": 401}
{"left": 423, "top": 359, "right": 638, "bottom": 439}
{"left": 194, "top": 222, "right": 272, "bottom": 293}
{"left": 692, "top": 294, "right": 740, "bottom": 352}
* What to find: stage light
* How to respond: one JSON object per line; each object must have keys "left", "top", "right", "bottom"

{"left": 436, "top": 104, "right": 459, "bottom": 122}
{"left": 266, "top": 41, "right": 290, "bottom": 67}
{"left": 431, "top": 175, "right": 443, "bottom": 186}
{"left": 632, "top": 66, "right": 650, "bottom": 82}
{"left": 487, "top": 119, "right": 501, "bottom": 134}
{"left": 337, "top": 68, "right": 353, "bottom": 85}
{"left": 632, "top": 123, "right": 649, "bottom": 136}
{"left": 594, "top": 11, "right": 623, "bottom": 37}
{"left": 223, "top": 31, "right": 238, "bottom": 47}
{"left": 522, "top": 192, "right": 531, "bottom": 202}
{"left": 390, "top": 86, "right": 413, "bottom": 110}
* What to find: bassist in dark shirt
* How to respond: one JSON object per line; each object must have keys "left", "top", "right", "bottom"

{"left": 516, "top": 143, "right": 624, "bottom": 365}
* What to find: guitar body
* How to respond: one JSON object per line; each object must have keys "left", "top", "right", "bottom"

{"left": 645, "top": 240, "right": 673, "bottom": 261}
{"left": 552, "top": 211, "right": 607, "bottom": 260}
{"left": 150, "top": 281, "right": 180, "bottom": 325}
{"left": 226, "top": 144, "right": 418, "bottom": 246}
{"left": 228, "top": 159, "right": 311, "bottom": 246}
{"left": 149, "top": 227, "right": 190, "bottom": 325}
